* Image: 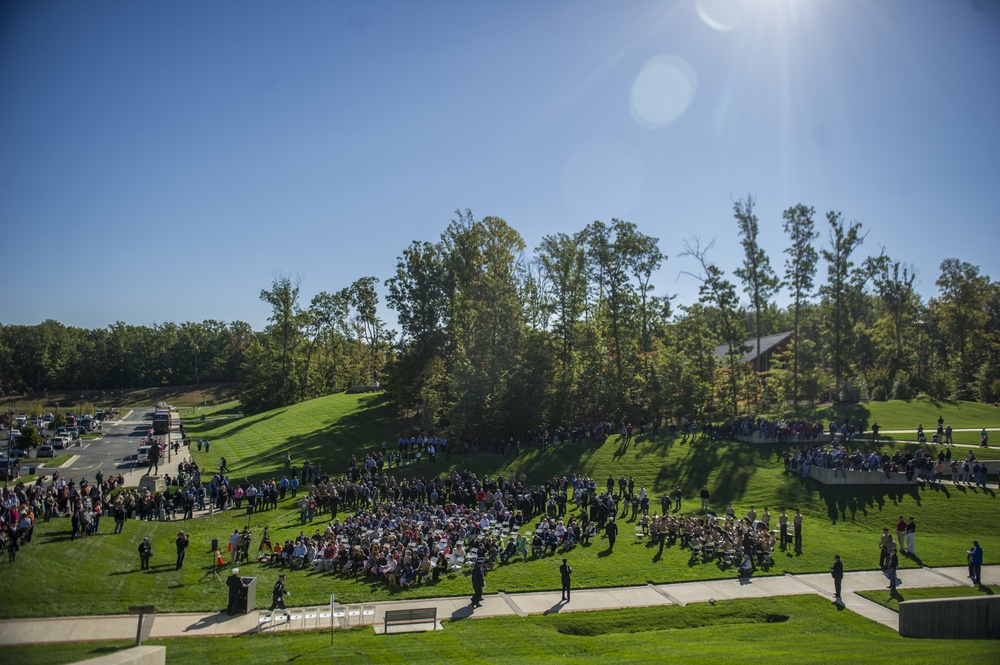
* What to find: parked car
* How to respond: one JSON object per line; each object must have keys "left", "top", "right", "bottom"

{"left": 51, "top": 436, "right": 71, "bottom": 450}
{"left": 37, "top": 444, "right": 54, "bottom": 458}
{"left": 0, "top": 457, "right": 21, "bottom": 480}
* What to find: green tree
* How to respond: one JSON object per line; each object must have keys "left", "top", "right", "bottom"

{"left": 933, "top": 259, "right": 993, "bottom": 398}
{"left": 733, "top": 195, "right": 780, "bottom": 378}
{"left": 820, "top": 212, "right": 864, "bottom": 398}
{"left": 682, "top": 239, "right": 744, "bottom": 416}
{"left": 781, "top": 203, "right": 819, "bottom": 408}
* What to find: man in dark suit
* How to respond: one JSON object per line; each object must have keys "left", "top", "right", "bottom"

{"left": 470, "top": 560, "right": 485, "bottom": 607}
{"left": 831, "top": 554, "right": 844, "bottom": 600}
{"left": 226, "top": 568, "right": 245, "bottom": 615}
{"left": 560, "top": 558, "right": 572, "bottom": 602}
{"left": 605, "top": 518, "right": 618, "bottom": 552}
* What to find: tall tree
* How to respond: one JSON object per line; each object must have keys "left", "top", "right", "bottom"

{"left": 347, "top": 276, "right": 391, "bottom": 386}
{"left": 820, "top": 212, "right": 864, "bottom": 398}
{"left": 934, "top": 259, "right": 992, "bottom": 398}
{"left": 733, "top": 195, "right": 780, "bottom": 376}
{"left": 782, "top": 203, "right": 819, "bottom": 408}
{"left": 682, "top": 239, "right": 744, "bottom": 416}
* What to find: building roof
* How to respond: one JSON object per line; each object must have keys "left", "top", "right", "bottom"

{"left": 713, "top": 331, "right": 794, "bottom": 365}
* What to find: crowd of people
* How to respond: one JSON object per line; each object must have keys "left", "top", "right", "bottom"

{"left": 784, "top": 438, "right": 994, "bottom": 487}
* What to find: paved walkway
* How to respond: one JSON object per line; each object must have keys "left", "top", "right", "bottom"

{"left": 0, "top": 565, "right": 995, "bottom": 645}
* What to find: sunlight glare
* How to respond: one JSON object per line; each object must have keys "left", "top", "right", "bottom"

{"left": 630, "top": 55, "right": 698, "bottom": 129}
{"left": 696, "top": 0, "right": 742, "bottom": 32}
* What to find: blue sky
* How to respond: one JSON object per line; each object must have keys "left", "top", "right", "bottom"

{"left": 2, "top": 0, "right": 998, "bottom": 331}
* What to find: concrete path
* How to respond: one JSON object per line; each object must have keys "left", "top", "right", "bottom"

{"left": 0, "top": 565, "right": 995, "bottom": 646}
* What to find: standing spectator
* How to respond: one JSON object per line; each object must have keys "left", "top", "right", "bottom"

{"left": 605, "top": 518, "right": 618, "bottom": 552}
{"left": 886, "top": 545, "right": 899, "bottom": 591}
{"left": 793, "top": 509, "right": 803, "bottom": 551}
{"left": 560, "top": 558, "right": 572, "bottom": 602}
{"left": 673, "top": 486, "right": 682, "bottom": 511}
{"left": 175, "top": 530, "right": 189, "bottom": 570}
{"left": 970, "top": 541, "right": 983, "bottom": 588}
{"left": 871, "top": 421, "right": 880, "bottom": 443}
{"left": 138, "top": 536, "right": 152, "bottom": 570}
{"left": 830, "top": 554, "right": 844, "bottom": 601}
{"left": 699, "top": 486, "right": 710, "bottom": 512}
{"left": 470, "top": 560, "right": 485, "bottom": 607}
{"left": 779, "top": 509, "right": 789, "bottom": 550}
{"left": 878, "top": 528, "right": 893, "bottom": 569}
{"left": 895, "top": 515, "right": 907, "bottom": 551}
{"left": 905, "top": 517, "right": 916, "bottom": 554}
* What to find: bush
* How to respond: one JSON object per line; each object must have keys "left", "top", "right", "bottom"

{"left": 892, "top": 372, "right": 913, "bottom": 400}
{"left": 871, "top": 385, "right": 888, "bottom": 401}
{"left": 927, "top": 371, "right": 955, "bottom": 400}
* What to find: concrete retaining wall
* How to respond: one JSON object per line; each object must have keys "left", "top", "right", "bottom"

{"left": 899, "top": 596, "right": 1000, "bottom": 639}
{"left": 734, "top": 432, "right": 831, "bottom": 445}
{"left": 72, "top": 646, "right": 165, "bottom": 665}
{"left": 808, "top": 465, "right": 917, "bottom": 486}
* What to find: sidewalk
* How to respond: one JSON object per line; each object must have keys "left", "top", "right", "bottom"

{"left": 0, "top": 565, "right": 995, "bottom": 645}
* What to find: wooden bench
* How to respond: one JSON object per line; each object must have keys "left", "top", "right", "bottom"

{"left": 381, "top": 607, "right": 439, "bottom": 634}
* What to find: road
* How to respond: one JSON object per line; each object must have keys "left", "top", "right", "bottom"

{"left": 52, "top": 408, "right": 183, "bottom": 481}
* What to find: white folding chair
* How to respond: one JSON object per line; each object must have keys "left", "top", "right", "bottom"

{"left": 271, "top": 610, "right": 290, "bottom": 630}
{"left": 634, "top": 526, "right": 644, "bottom": 541}
{"left": 287, "top": 608, "right": 304, "bottom": 630}
{"left": 256, "top": 609, "right": 273, "bottom": 635}
{"left": 361, "top": 605, "right": 376, "bottom": 625}
{"left": 303, "top": 607, "right": 319, "bottom": 629}
{"left": 347, "top": 605, "right": 362, "bottom": 625}
{"left": 333, "top": 606, "right": 349, "bottom": 629}
{"left": 318, "top": 607, "right": 332, "bottom": 627}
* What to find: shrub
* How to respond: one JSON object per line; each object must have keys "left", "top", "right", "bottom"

{"left": 892, "top": 372, "right": 913, "bottom": 400}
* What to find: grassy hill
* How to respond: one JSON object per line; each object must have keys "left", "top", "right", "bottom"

{"left": 777, "top": 396, "right": 999, "bottom": 432}
{"left": 1, "top": 394, "right": 998, "bottom": 618}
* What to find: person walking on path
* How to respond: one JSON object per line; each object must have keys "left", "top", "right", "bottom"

{"left": 831, "top": 554, "right": 844, "bottom": 601}
{"left": 560, "top": 558, "right": 572, "bottom": 602}
{"left": 970, "top": 541, "right": 983, "bottom": 587}
{"left": 470, "top": 560, "right": 485, "bottom": 607}
{"left": 138, "top": 536, "right": 152, "bottom": 570}
{"left": 270, "top": 573, "right": 290, "bottom": 610}
{"left": 886, "top": 546, "right": 899, "bottom": 591}
{"left": 226, "top": 568, "right": 244, "bottom": 615}
{"left": 905, "top": 517, "right": 916, "bottom": 554}
{"left": 605, "top": 518, "right": 618, "bottom": 552}
{"left": 175, "top": 530, "right": 189, "bottom": 570}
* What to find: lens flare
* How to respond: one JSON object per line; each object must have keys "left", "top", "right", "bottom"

{"left": 630, "top": 55, "right": 698, "bottom": 129}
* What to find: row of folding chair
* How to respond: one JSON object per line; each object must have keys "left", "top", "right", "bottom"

{"left": 257, "top": 605, "right": 376, "bottom": 634}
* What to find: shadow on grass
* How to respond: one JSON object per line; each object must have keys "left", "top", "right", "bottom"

{"left": 817, "top": 484, "right": 922, "bottom": 524}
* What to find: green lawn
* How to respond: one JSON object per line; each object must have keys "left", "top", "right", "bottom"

{"left": 1, "top": 393, "right": 998, "bottom": 618}
{"left": 778, "top": 397, "right": 999, "bottom": 431}
{"left": 857, "top": 584, "right": 999, "bottom": 612}
{"left": 5, "top": 596, "right": 996, "bottom": 665}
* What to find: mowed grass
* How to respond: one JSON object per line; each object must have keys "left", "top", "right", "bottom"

{"left": 5, "top": 596, "right": 997, "bottom": 665}
{"left": 857, "top": 584, "right": 999, "bottom": 613}
{"left": 2, "top": 394, "right": 999, "bottom": 618}
{"left": 779, "top": 396, "right": 999, "bottom": 432}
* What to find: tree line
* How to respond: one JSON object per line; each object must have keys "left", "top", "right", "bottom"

{"left": 2, "top": 200, "right": 997, "bottom": 436}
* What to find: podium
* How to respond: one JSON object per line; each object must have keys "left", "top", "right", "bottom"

{"left": 238, "top": 577, "right": 257, "bottom": 613}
